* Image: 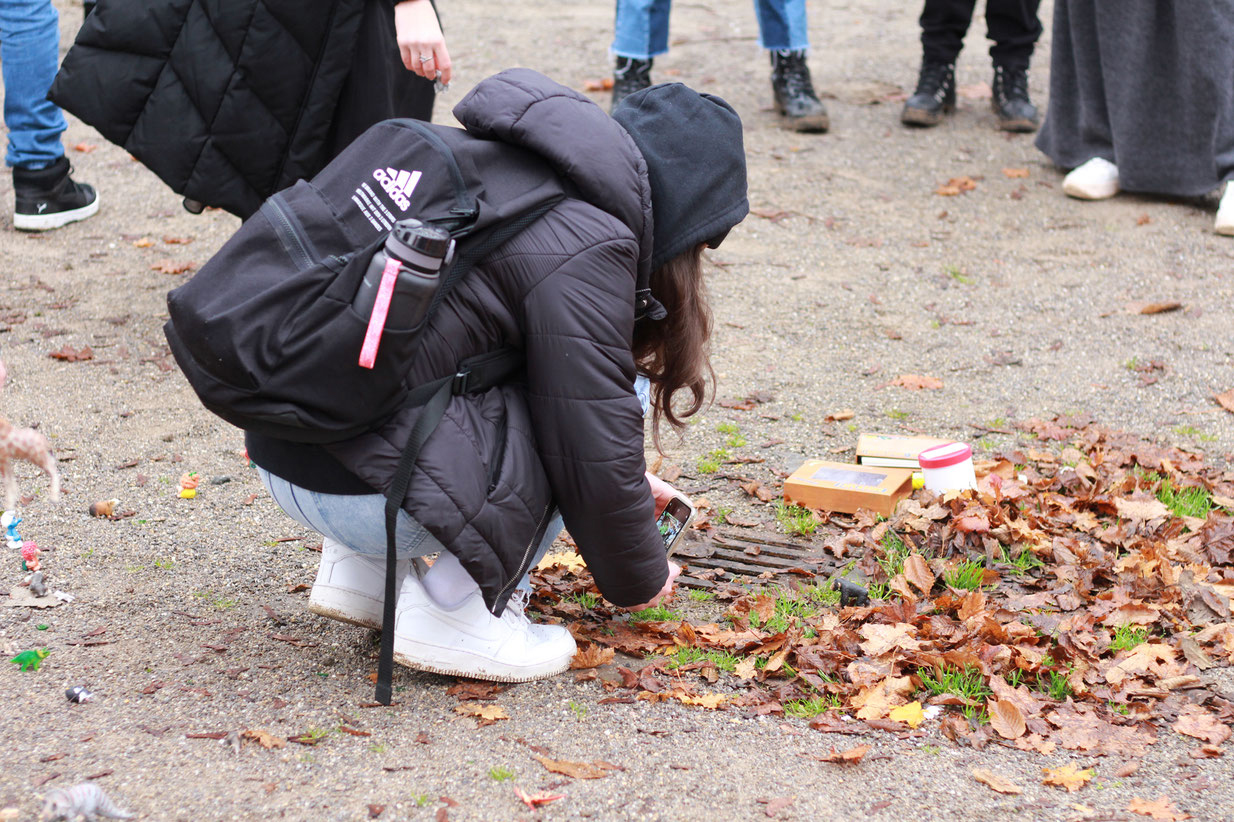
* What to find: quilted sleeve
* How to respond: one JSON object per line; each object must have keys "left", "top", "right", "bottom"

{"left": 522, "top": 238, "right": 669, "bottom": 608}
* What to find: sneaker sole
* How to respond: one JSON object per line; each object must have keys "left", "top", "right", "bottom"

{"left": 308, "top": 599, "right": 381, "bottom": 630}
{"left": 1062, "top": 181, "right": 1120, "bottom": 201}
{"left": 393, "top": 645, "right": 573, "bottom": 683}
{"left": 14, "top": 196, "right": 100, "bottom": 231}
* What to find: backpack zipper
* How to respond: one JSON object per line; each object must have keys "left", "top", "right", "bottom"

{"left": 263, "top": 196, "right": 318, "bottom": 269}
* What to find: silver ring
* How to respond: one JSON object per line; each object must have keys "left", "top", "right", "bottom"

{"left": 419, "top": 54, "right": 433, "bottom": 63}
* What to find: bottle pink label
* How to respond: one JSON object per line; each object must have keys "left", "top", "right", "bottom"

{"left": 358, "top": 257, "right": 402, "bottom": 369}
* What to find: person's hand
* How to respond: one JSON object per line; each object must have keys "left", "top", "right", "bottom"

{"left": 625, "top": 560, "right": 681, "bottom": 611}
{"left": 645, "top": 470, "right": 679, "bottom": 517}
{"left": 394, "top": 0, "right": 452, "bottom": 86}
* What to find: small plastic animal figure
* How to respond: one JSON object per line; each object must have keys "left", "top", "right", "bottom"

{"left": 10, "top": 648, "right": 49, "bottom": 671}
{"left": 65, "top": 685, "right": 94, "bottom": 704}
{"left": 2, "top": 510, "right": 22, "bottom": 546}
{"left": 41, "top": 782, "right": 133, "bottom": 821}
{"left": 28, "top": 570, "right": 48, "bottom": 597}
{"left": 20, "top": 542, "right": 40, "bottom": 572}
{"left": 178, "top": 471, "right": 199, "bottom": 499}
{"left": 0, "top": 362, "right": 60, "bottom": 510}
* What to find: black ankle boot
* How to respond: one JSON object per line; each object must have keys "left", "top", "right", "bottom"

{"left": 770, "top": 50, "right": 828, "bottom": 133}
{"left": 992, "top": 63, "right": 1038, "bottom": 133}
{"left": 12, "top": 156, "right": 99, "bottom": 232}
{"left": 611, "top": 57, "right": 653, "bottom": 113}
{"left": 902, "top": 60, "right": 955, "bottom": 127}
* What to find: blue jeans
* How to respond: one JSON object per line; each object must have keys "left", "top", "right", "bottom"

{"left": 612, "top": 0, "right": 809, "bottom": 59}
{"left": 258, "top": 468, "right": 563, "bottom": 594}
{"left": 0, "top": 0, "right": 66, "bottom": 169}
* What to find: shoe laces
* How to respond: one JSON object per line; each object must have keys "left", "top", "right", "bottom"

{"left": 504, "top": 589, "right": 532, "bottom": 627}
{"left": 772, "top": 50, "right": 816, "bottom": 97}
{"left": 994, "top": 65, "right": 1030, "bottom": 102}
{"left": 914, "top": 62, "right": 954, "bottom": 96}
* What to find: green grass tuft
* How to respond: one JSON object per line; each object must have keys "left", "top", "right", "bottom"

{"left": 944, "top": 559, "right": 985, "bottom": 590}
{"left": 1155, "top": 479, "right": 1212, "bottom": 519}
{"left": 774, "top": 500, "right": 820, "bottom": 536}
{"left": 783, "top": 695, "right": 840, "bottom": 718}
{"left": 1110, "top": 624, "right": 1148, "bottom": 652}
{"left": 629, "top": 605, "right": 682, "bottom": 622}
{"left": 666, "top": 646, "right": 740, "bottom": 672}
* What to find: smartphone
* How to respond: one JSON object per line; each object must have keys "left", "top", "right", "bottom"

{"left": 656, "top": 495, "right": 695, "bottom": 556}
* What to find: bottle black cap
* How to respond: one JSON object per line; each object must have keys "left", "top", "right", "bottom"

{"left": 391, "top": 218, "right": 452, "bottom": 259}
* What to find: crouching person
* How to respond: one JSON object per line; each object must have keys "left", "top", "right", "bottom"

{"left": 247, "top": 70, "right": 750, "bottom": 682}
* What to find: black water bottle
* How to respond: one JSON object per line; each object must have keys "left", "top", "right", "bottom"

{"left": 352, "top": 219, "right": 454, "bottom": 330}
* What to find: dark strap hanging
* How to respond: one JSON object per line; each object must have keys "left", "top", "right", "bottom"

{"left": 372, "top": 196, "right": 561, "bottom": 705}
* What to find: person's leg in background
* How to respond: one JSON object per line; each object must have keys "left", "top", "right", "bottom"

{"left": 986, "top": 0, "right": 1042, "bottom": 131}
{"left": 902, "top": 0, "right": 973, "bottom": 126}
{"left": 754, "top": 0, "right": 827, "bottom": 132}
{"left": 610, "top": 0, "right": 671, "bottom": 111}
{"left": 0, "top": 0, "right": 98, "bottom": 230}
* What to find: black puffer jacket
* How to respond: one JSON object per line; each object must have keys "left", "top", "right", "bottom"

{"left": 320, "top": 70, "right": 748, "bottom": 614}
{"left": 49, "top": 0, "right": 431, "bottom": 219}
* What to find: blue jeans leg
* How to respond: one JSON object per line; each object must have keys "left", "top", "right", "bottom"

{"left": 754, "top": 0, "right": 809, "bottom": 51}
{"left": 0, "top": 0, "right": 67, "bottom": 169}
{"left": 612, "top": 0, "right": 673, "bottom": 59}
{"left": 258, "top": 468, "right": 563, "bottom": 594}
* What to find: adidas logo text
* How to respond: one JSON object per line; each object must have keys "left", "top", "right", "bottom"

{"left": 373, "top": 167, "right": 422, "bottom": 211}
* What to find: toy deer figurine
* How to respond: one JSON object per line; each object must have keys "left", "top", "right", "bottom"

{"left": 0, "top": 361, "right": 60, "bottom": 509}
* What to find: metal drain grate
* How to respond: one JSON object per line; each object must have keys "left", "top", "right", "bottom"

{"left": 675, "top": 530, "right": 839, "bottom": 589}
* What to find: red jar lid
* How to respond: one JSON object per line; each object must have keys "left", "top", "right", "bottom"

{"left": 918, "top": 442, "right": 973, "bottom": 469}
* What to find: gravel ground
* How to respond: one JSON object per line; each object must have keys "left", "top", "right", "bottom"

{"left": 0, "top": 1, "right": 1232, "bottom": 820}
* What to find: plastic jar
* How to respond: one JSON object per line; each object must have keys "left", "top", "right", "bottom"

{"left": 918, "top": 442, "right": 976, "bottom": 494}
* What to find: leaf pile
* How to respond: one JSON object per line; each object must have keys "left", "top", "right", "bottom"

{"left": 533, "top": 416, "right": 1234, "bottom": 755}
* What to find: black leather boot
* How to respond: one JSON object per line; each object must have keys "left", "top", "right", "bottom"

{"left": 12, "top": 156, "right": 99, "bottom": 232}
{"left": 901, "top": 60, "right": 955, "bottom": 127}
{"left": 770, "top": 50, "right": 828, "bottom": 133}
{"left": 991, "top": 63, "right": 1038, "bottom": 133}
{"left": 610, "top": 57, "right": 652, "bottom": 112}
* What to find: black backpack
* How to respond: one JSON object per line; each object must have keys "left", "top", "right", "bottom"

{"left": 165, "top": 117, "right": 565, "bottom": 444}
{"left": 165, "top": 118, "right": 565, "bottom": 704}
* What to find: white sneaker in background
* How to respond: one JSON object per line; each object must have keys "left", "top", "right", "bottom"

{"left": 393, "top": 578, "right": 576, "bottom": 682}
{"left": 308, "top": 538, "right": 409, "bottom": 629}
{"left": 1216, "top": 181, "right": 1234, "bottom": 236}
{"left": 1062, "top": 157, "right": 1121, "bottom": 200}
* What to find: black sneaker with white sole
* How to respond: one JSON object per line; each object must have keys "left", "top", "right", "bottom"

{"left": 13, "top": 156, "right": 99, "bottom": 231}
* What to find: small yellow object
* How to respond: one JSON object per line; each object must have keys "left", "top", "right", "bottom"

{"left": 179, "top": 488, "right": 197, "bottom": 499}
{"left": 912, "top": 472, "right": 925, "bottom": 490}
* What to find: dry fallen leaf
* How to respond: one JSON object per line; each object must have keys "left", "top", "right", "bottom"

{"left": 132, "top": 237, "right": 155, "bottom": 248}
{"left": 889, "top": 374, "right": 943, "bottom": 390}
{"left": 1127, "top": 796, "right": 1191, "bottom": 821}
{"left": 570, "top": 643, "right": 615, "bottom": 670}
{"left": 72, "top": 142, "right": 97, "bottom": 153}
{"left": 824, "top": 409, "right": 855, "bottom": 422}
{"left": 151, "top": 259, "right": 197, "bottom": 275}
{"left": 1114, "top": 495, "right": 1171, "bottom": 522}
{"left": 1042, "top": 763, "right": 1095, "bottom": 792}
{"left": 814, "top": 744, "right": 870, "bottom": 764}
{"left": 531, "top": 754, "right": 620, "bottom": 779}
{"left": 902, "top": 554, "right": 934, "bottom": 595}
{"left": 535, "top": 551, "right": 586, "bottom": 572}
{"left": 972, "top": 768, "right": 1022, "bottom": 795}
{"left": 1124, "top": 301, "right": 1181, "bottom": 315}
{"left": 582, "top": 77, "right": 614, "bottom": 92}
{"left": 242, "top": 729, "right": 286, "bottom": 749}
{"left": 888, "top": 700, "right": 925, "bottom": 729}
{"left": 49, "top": 345, "right": 94, "bottom": 362}
{"left": 988, "top": 699, "right": 1026, "bottom": 740}
{"left": 454, "top": 703, "right": 507, "bottom": 726}
{"left": 935, "top": 176, "right": 978, "bottom": 196}
{"left": 1215, "top": 389, "right": 1234, "bottom": 414}
{"left": 1002, "top": 168, "right": 1030, "bottom": 178}
{"left": 1172, "top": 705, "right": 1231, "bottom": 745}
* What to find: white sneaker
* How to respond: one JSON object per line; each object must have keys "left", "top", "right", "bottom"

{"left": 1216, "top": 182, "right": 1234, "bottom": 236}
{"left": 1062, "top": 157, "right": 1120, "bottom": 200}
{"left": 308, "top": 538, "right": 409, "bottom": 630}
{"left": 393, "top": 578, "right": 577, "bottom": 682}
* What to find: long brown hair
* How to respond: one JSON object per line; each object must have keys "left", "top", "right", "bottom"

{"left": 632, "top": 244, "right": 714, "bottom": 450}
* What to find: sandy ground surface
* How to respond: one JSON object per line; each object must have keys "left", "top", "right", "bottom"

{"left": 0, "top": 0, "right": 1232, "bottom": 820}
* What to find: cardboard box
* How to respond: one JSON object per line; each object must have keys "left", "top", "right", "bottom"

{"left": 855, "top": 433, "right": 953, "bottom": 468}
{"left": 783, "top": 460, "right": 915, "bottom": 517}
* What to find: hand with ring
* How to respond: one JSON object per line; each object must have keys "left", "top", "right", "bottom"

{"left": 394, "top": 0, "right": 452, "bottom": 85}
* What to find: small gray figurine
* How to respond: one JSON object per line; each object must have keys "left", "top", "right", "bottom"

{"left": 28, "top": 570, "right": 47, "bottom": 597}
{"left": 65, "top": 685, "right": 94, "bottom": 704}
{"left": 41, "top": 782, "right": 133, "bottom": 821}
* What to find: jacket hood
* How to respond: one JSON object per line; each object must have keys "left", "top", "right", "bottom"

{"left": 454, "top": 69, "right": 662, "bottom": 317}
{"left": 612, "top": 83, "right": 749, "bottom": 271}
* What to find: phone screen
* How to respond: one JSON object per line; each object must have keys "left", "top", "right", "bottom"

{"left": 656, "top": 496, "right": 694, "bottom": 555}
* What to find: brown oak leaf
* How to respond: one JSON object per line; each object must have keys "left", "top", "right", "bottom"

{"left": 531, "top": 754, "right": 621, "bottom": 779}
{"left": 972, "top": 768, "right": 1022, "bottom": 794}
{"left": 1042, "top": 763, "right": 1094, "bottom": 792}
{"left": 1127, "top": 796, "right": 1191, "bottom": 821}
